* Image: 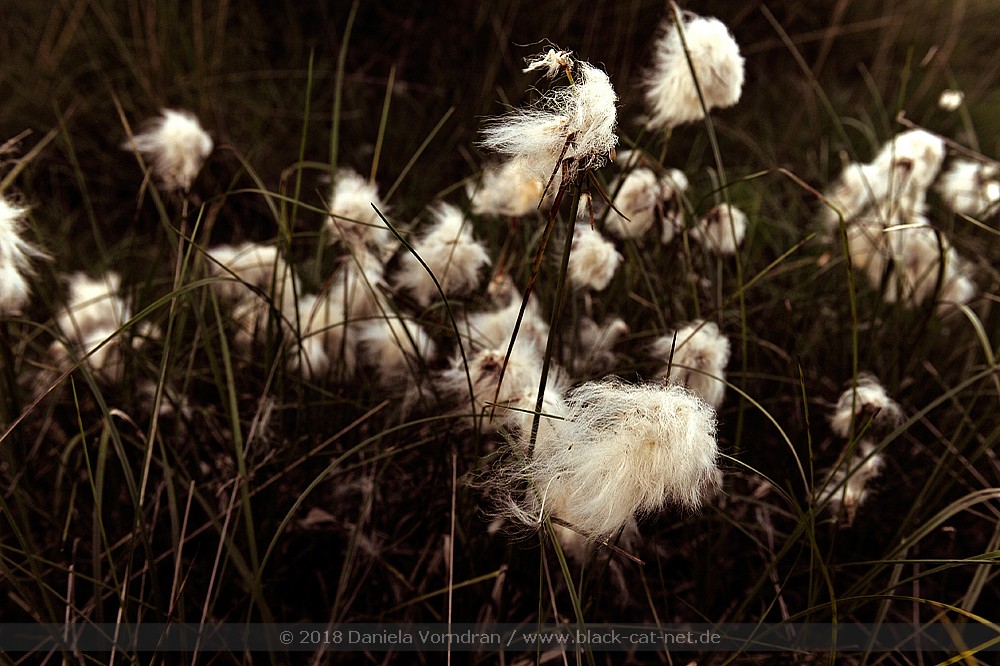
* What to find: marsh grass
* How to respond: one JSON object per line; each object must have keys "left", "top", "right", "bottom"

{"left": 1, "top": 0, "right": 999, "bottom": 664}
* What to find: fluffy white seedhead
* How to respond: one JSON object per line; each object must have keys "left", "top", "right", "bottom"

{"left": 523, "top": 48, "right": 574, "bottom": 78}
{"left": 0, "top": 196, "right": 46, "bottom": 315}
{"left": 480, "top": 54, "right": 618, "bottom": 192}
{"left": 643, "top": 14, "right": 745, "bottom": 130}
{"left": 937, "top": 159, "right": 1000, "bottom": 217}
{"left": 938, "top": 89, "right": 964, "bottom": 111}
{"left": 565, "top": 316, "right": 629, "bottom": 376}
{"left": 690, "top": 203, "right": 747, "bottom": 255}
{"left": 568, "top": 224, "right": 621, "bottom": 291}
{"left": 127, "top": 109, "right": 212, "bottom": 192}
{"left": 329, "top": 249, "right": 388, "bottom": 322}
{"left": 50, "top": 272, "right": 146, "bottom": 383}
{"left": 326, "top": 169, "right": 395, "bottom": 262}
{"left": 816, "top": 440, "right": 884, "bottom": 526}
{"left": 463, "top": 290, "right": 549, "bottom": 354}
{"left": 659, "top": 169, "right": 689, "bottom": 244}
{"left": 470, "top": 158, "right": 555, "bottom": 217}
{"left": 394, "top": 202, "right": 491, "bottom": 307}
{"left": 604, "top": 167, "right": 661, "bottom": 239}
{"left": 830, "top": 374, "right": 903, "bottom": 440}
{"left": 357, "top": 314, "right": 436, "bottom": 385}
{"left": 821, "top": 131, "right": 946, "bottom": 229}
{"left": 287, "top": 290, "right": 360, "bottom": 380}
{"left": 437, "top": 342, "right": 567, "bottom": 433}
{"left": 206, "top": 242, "right": 296, "bottom": 308}
{"left": 846, "top": 215, "right": 976, "bottom": 310}
{"left": 651, "top": 320, "right": 731, "bottom": 408}
{"left": 513, "top": 379, "right": 720, "bottom": 539}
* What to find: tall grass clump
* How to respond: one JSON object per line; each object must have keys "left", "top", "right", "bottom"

{"left": 0, "top": 0, "right": 998, "bottom": 663}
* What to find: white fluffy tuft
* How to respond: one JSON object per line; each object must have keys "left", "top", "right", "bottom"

{"left": 643, "top": 14, "right": 745, "bottom": 130}
{"left": 690, "top": 204, "right": 747, "bottom": 255}
{"left": 127, "top": 109, "right": 212, "bottom": 192}
{"left": 394, "top": 202, "right": 491, "bottom": 307}
{"left": 0, "top": 196, "right": 47, "bottom": 314}
{"left": 650, "top": 320, "right": 731, "bottom": 408}
{"left": 567, "top": 225, "right": 621, "bottom": 291}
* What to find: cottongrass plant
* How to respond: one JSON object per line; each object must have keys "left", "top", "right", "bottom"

{"left": 823, "top": 129, "right": 978, "bottom": 310}
{"left": 567, "top": 223, "right": 622, "bottom": 291}
{"left": 49, "top": 272, "right": 156, "bottom": 384}
{"left": 650, "top": 320, "right": 731, "bottom": 408}
{"left": 690, "top": 203, "right": 748, "bottom": 255}
{"left": 829, "top": 373, "right": 904, "bottom": 441}
{"left": 393, "top": 202, "right": 491, "bottom": 307}
{"left": 0, "top": 196, "right": 46, "bottom": 315}
{"left": 469, "top": 158, "right": 555, "bottom": 217}
{"left": 642, "top": 7, "right": 745, "bottom": 130}
{"left": 936, "top": 158, "right": 1000, "bottom": 217}
{"left": 125, "top": 109, "right": 213, "bottom": 192}
{"left": 816, "top": 439, "right": 885, "bottom": 527}
{"left": 479, "top": 48, "right": 618, "bottom": 194}
{"left": 326, "top": 168, "right": 395, "bottom": 262}
{"left": 496, "top": 377, "right": 720, "bottom": 541}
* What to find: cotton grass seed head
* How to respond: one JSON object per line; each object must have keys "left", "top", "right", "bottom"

{"left": 0, "top": 196, "right": 46, "bottom": 315}
{"left": 510, "top": 378, "right": 720, "bottom": 539}
{"left": 936, "top": 159, "right": 1000, "bottom": 217}
{"left": 51, "top": 272, "right": 137, "bottom": 383}
{"left": 830, "top": 374, "right": 903, "bottom": 440}
{"left": 604, "top": 167, "right": 662, "bottom": 239}
{"left": 816, "top": 440, "right": 884, "bottom": 526}
{"left": 357, "top": 315, "right": 436, "bottom": 386}
{"left": 643, "top": 13, "right": 745, "bottom": 130}
{"left": 479, "top": 52, "right": 618, "bottom": 193}
{"left": 567, "top": 224, "right": 622, "bottom": 292}
{"left": 394, "top": 202, "right": 491, "bottom": 307}
{"left": 691, "top": 203, "right": 747, "bottom": 255}
{"left": 470, "top": 158, "right": 555, "bottom": 217}
{"left": 651, "top": 320, "right": 731, "bottom": 408}
{"left": 127, "top": 109, "right": 212, "bottom": 192}
{"left": 937, "top": 89, "right": 964, "bottom": 111}
{"left": 327, "top": 168, "right": 395, "bottom": 262}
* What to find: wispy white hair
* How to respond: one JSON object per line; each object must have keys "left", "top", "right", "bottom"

{"left": 650, "top": 320, "right": 731, "bottom": 408}
{"left": 126, "top": 109, "right": 212, "bottom": 192}
{"left": 502, "top": 378, "right": 720, "bottom": 539}
{"left": 326, "top": 168, "right": 396, "bottom": 262}
{"left": 643, "top": 14, "right": 745, "bottom": 130}
{"left": 829, "top": 373, "right": 903, "bottom": 440}
{"left": 394, "top": 202, "right": 491, "bottom": 307}
{"left": 0, "top": 196, "right": 47, "bottom": 314}
{"left": 480, "top": 56, "right": 617, "bottom": 192}
{"left": 568, "top": 224, "right": 621, "bottom": 292}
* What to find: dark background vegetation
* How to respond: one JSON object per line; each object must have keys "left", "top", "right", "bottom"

{"left": 1, "top": 0, "right": 998, "bottom": 663}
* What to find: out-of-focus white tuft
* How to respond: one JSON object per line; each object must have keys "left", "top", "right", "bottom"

{"left": 816, "top": 440, "right": 884, "bottom": 526}
{"left": 469, "top": 158, "right": 556, "bottom": 217}
{"left": 937, "top": 89, "right": 964, "bottom": 111}
{"left": 567, "top": 224, "right": 621, "bottom": 291}
{"left": 501, "top": 378, "right": 720, "bottom": 539}
{"left": 326, "top": 168, "right": 396, "bottom": 262}
{"left": 0, "top": 196, "right": 47, "bottom": 315}
{"left": 565, "top": 316, "right": 628, "bottom": 376}
{"left": 50, "top": 272, "right": 158, "bottom": 383}
{"left": 479, "top": 53, "right": 617, "bottom": 192}
{"left": 650, "top": 320, "right": 731, "bottom": 408}
{"left": 936, "top": 159, "right": 1000, "bottom": 217}
{"left": 821, "top": 130, "right": 946, "bottom": 229}
{"left": 643, "top": 14, "right": 745, "bottom": 130}
{"left": 357, "top": 314, "right": 436, "bottom": 386}
{"left": 690, "top": 204, "right": 747, "bottom": 255}
{"left": 394, "top": 202, "right": 491, "bottom": 307}
{"left": 126, "top": 109, "right": 213, "bottom": 192}
{"left": 206, "top": 242, "right": 296, "bottom": 308}
{"left": 821, "top": 130, "right": 975, "bottom": 311}
{"left": 658, "top": 169, "right": 689, "bottom": 244}
{"left": 603, "top": 167, "right": 662, "bottom": 239}
{"left": 437, "top": 341, "right": 568, "bottom": 435}
{"left": 829, "top": 374, "right": 903, "bottom": 440}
